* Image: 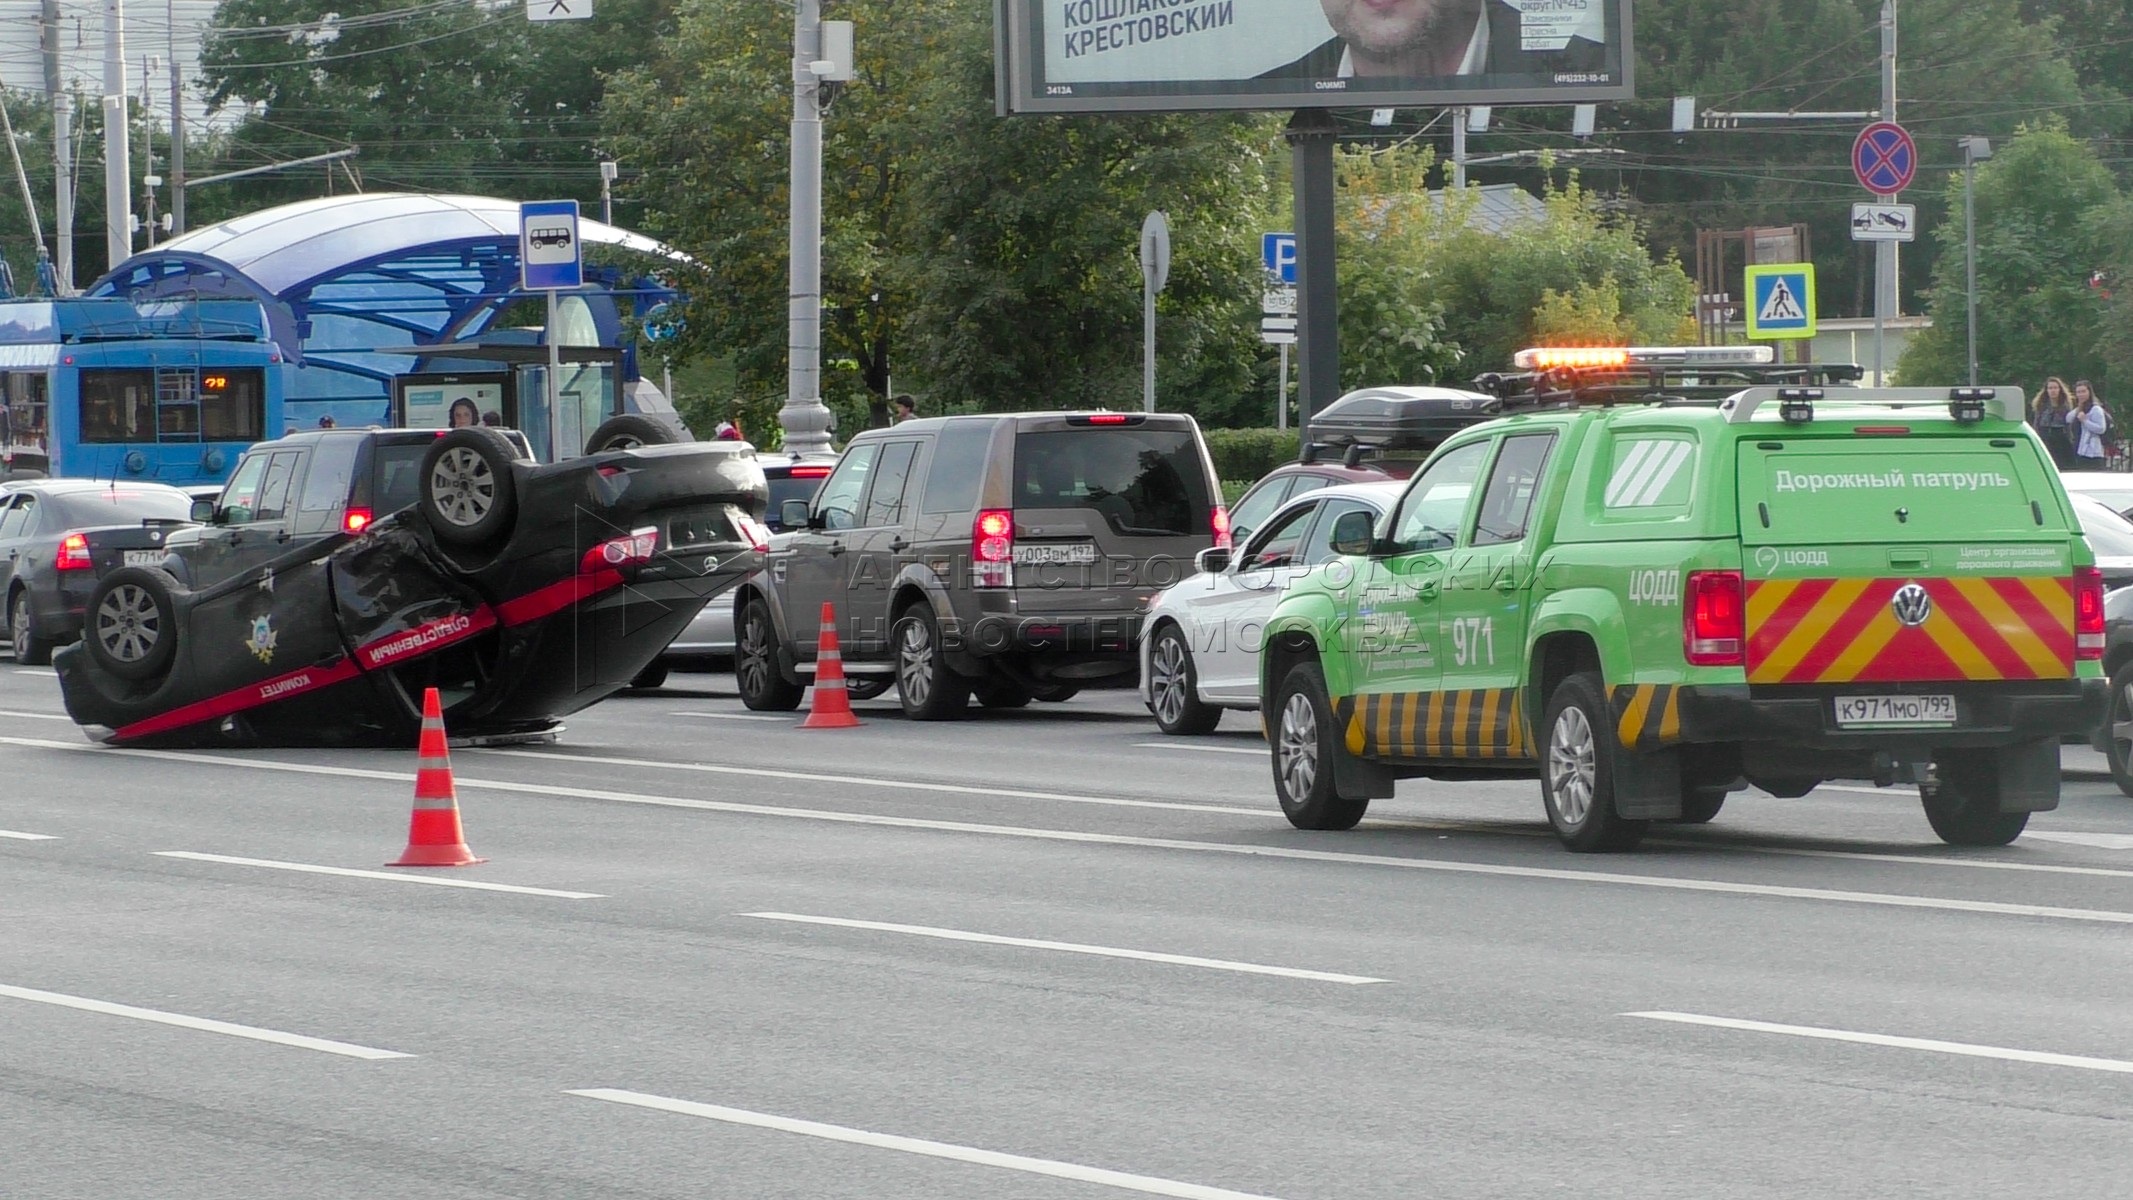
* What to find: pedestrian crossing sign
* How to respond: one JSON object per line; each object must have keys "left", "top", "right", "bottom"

{"left": 1744, "top": 263, "right": 1817, "bottom": 340}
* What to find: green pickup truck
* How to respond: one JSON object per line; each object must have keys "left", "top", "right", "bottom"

{"left": 1261, "top": 383, "right": 2109, "bottom": 852}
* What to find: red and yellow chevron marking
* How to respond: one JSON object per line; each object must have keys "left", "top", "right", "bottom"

{"left": 1745, "top": 576, "right": 2073, "bottom": 684}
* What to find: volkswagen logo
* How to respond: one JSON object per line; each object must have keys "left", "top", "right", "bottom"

{"left": 1891, "top": 583, "right": 1933, "bottom": 627}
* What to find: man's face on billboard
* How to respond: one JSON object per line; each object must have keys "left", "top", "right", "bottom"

{"left": 1321, "top": 0, "right": 1478, "bottom": 62}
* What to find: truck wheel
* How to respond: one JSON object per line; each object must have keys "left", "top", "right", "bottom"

{"left": 420, "top": 428, "right": 519, "bottom": 546}
{"left": 1270, "top": 660, "right": 1368, "bottom": 830}
{"left": 1541, "top": 672, "right": 1649, "bottom": 852}
{"left": 735, "top": 597, "right": 803, "bottom": 711}
{"left": 1674, "top": 787, "right": 1728, "bottom": 824}
{"left": 85, "top": 567, "right": 181, "bottom": 682}
{"left": 893, "top": 607, "right": 969, "bottom": 721}
{"left": 2105, "top": 662, "right": 2133, "bottom": 799}
{"left": 585, "top": 414, "right": 680, "bottom": 455}
{"left": 9, "top": 588, "right": 52, "bottom": 666}
{"left": 1921, "top": 757, "right": 2030, "bottom": 847}
{"left": 1149, "top": 624, "right": 1221, "bottom": 735}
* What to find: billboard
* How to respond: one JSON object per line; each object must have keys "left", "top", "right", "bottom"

{"left": 997, "top": 0, "right": 1633, "bottom": 114}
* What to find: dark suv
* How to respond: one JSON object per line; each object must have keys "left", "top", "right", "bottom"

{"left": 732, "top": 412, "right": 1227, "bottom": 719}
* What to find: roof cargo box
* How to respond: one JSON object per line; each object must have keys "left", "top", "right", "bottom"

{"left": 1308, "top": 386, "right": 1502, "bottom": 450}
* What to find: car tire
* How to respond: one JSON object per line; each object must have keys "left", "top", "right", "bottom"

{"left": 1673, "top": 787, "right": 1728, "bottom": 824}
{"left": 2105, "top": 662, "right": 2133, "bottom": 799}
{"left": 972, "top": 676, "right": 1031, "bottom": 709}
{"left": 9, "top": 588, "right": 51, "bottom": 667}
{"left": 1921, "top": 752, "right": 2030, "bottom": 846}
{"left": 1270, "top": 660, "right": 1368, "bottom": 830}
{"left": 420, "top": 427, "right": 519, "bottom": 547}
{"left": 585, "top": 414, "right": 680, "bottom": 455}
{"left": 1540, "top": 672, "right": 1649, "bottom": 852}
{"left": 1029, "top": 683, "right": 1080, "bottom": 703}
{"left": 735, "top": 598, "right": 803, "bottom": 712}
{"left": 84, "top": 567, "right": 181, "bottom": 682}
{"left": 1148, "top": 624, "right": 1221, "bottom": 735}
{"left": 893, "top": 607, "right": 968, "bottom": 721}
{"left": 844, "top": 676, "right": 892, "bottom": 702}
{"left": 629, "top": 662, "right": 669, "bottom": 690}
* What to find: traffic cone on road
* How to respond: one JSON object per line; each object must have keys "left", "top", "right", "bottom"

{"left": 390, "top": 687, "right": 486, "bottom": 866}
{"left": 799, "top": 601, "right": 863, "bottom": 730}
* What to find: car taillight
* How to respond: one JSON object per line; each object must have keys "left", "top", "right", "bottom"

{"left": 342, "top": 507, "right": 373, "bottom": 535}
{"left": 788, "top": 465, "right": 833, "bottom": 478}
{"left": 55, "top": 532, "right": 93, "bottom": 571}
{"left": 1211, "top": 504, "right": 1231, "bottom": 549}
{"left": 735, "top": 514, "right": 770, "bottom": 553}
{"left": 1684, "top": 570, "right": 1745, "bottom": 666}
{"left": 973, "top": 508, "right": 1014, "bottom": 589}
{"left": 582, "top": 526, "right": 659, "bottom": 573}
{"left": 2076, "top": 566, "right": 2106, "bottom": 660}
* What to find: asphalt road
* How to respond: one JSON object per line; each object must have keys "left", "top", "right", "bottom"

{"left": 4, "top": 662, "right": 2131, "bottom": 1199}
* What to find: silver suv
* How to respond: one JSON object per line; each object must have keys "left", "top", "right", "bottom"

{"left": 731, "top": 412, "right": 1227, "bottom": 719}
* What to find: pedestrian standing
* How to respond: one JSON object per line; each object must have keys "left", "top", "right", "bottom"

{"left": 2069, "top": 379, "right": 2111, "bottom": 471}
{"left": 891, "top": 395, "right": 917, "bottom": 424}
{"left": 2033, "top": 377, "right": 2075, "bottom": 469}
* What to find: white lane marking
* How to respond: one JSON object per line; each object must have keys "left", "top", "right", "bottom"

{"left": 0, "top": 982, "right": 410, "bottom": 1060}
{"left": 740, "top": 912, "right": 1387, "bottom": 985}
{"left": 0, "top": 709, "right": 73, "bottom": 721}
{"left": 5, "top": 668, "right": 58, "bottom": 677}
{"left": 155, "top": 852, "right": 605, "bottom": 899}
{"left": 670, "top": 710, "right": 792, "bottom": 723}
{"left": 1626, "top": 1011, "right": 2133, "bottom": 1075}
{"left": 0, "top": 829, "right": 57, "bottom": 840}
{"left": 567, "top": 1089, "right": 1288, "bottom": 1200}
{"left": 7, "top": 738, "right": 2133, "bottom": 924}
{"left": 1132, "top": 742, "right": 1265, "bottom": 757}
{"left": 2022, "top": 831, "right": 2133, "bottom": 851}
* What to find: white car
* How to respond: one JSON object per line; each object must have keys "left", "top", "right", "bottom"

{"left": 2058, "top": 471, "right": 2133, "bottom": 519}
{"left": 1140, "top": 481, "right": 1402, "bottom": 735}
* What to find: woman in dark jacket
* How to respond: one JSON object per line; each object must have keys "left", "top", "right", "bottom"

{"left": 2033, "top": 376, "right": 2075, "bottom": 468}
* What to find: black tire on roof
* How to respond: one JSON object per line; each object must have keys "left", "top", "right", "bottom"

{"left": 419, "top": 427, "right": 519, "bottom": 547}
{"left": 585, "top": 414, "right": 681, "bottom": 455}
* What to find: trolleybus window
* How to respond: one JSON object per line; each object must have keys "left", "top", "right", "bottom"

{"left": 200, "top": 369, "right": 265, "bottom": 441}
{"left": 81, "top": 369, "right": 156, "bottom": 443}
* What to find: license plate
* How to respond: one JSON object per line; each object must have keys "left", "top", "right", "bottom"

{"left": 1013, "top": 543, "right": 1097, "bottom": 565}
{"left": 123, "top": 550, "right": 162, "bottom": 567}
{"left": 1834, "top": 694, "right": 1956, "bottom": 728}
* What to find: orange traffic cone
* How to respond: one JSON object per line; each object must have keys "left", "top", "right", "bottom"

{"left": 799, "top": 601, "right": 863, "bottom": 729}
{"left": 390, "top": 687, "right": 486, "bottom": 866}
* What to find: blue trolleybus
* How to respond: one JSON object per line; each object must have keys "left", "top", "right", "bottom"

{"left": 0, "top": 298, "right": 285, "bottom": 487}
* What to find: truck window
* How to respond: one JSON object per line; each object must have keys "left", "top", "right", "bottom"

{"left": 862, "top": 441, "right": 921, "bottom": 527}
{"left": 815, "top": 443, "right": 881, "bottom": 531}
{"left": 1388, "top": 440, "right": 1489, "bottom": 553}
{"left": 922, "top": 420, "right": 994, "bottom": 514}
{"left": 298, "top": 438, "right": 360, "bottom": 513}
{"left": 1472, "top": 434, "right": 1557, "bottom": 546}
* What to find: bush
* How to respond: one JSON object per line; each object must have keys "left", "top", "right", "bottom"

{"left": 1204, "top": 428, "right": 1300, "bottom": 483}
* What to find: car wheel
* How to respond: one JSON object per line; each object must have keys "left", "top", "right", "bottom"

{"left": 2106, "top": 662, "right": 2133, "bottom": 799}
{"left": 1674, "top": 786, "right": 1728, "bottom": 824}
{"left": 419, "top": 428, "right": 519, "bottom": 546}
{"left": 845, "top": 676, "right": 893, "bottom": 702}
{"left": 1029, "top": 683, "right": 1080, "bottom": 703}
{"left": 585, "top": 414, "right": 680, "bottom": 455}
{"left": 735, "top": 598, "right": 803, "bottom": 712}
{"left": 972, "top": 676, "right": 1031, "bottom": 709}
{"left": 1148, "top": 624, "right": 1221, "bottom": 735}
{"left": 629, "top": 662, "right": 669, "bottom": 690}
{"left": 9, "top": 588, "right": 51, "bottom": 666}
{"left": 1540, "top": 672, "right": 1648, "bottom": 852}
{"left": 893, "top": 607, "right": 969, "bottom": 721}
{"left": 1270, "top": 660, "right": 1368, "bottom": 830}
{"left": 85, "top": 567, "right": 181, "bottom": 682}
{"left": 1921, "top": 751, "right": 2029, "bottom": 846}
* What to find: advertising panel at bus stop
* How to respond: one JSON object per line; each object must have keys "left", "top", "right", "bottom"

{"left": 996, "top": 0, "right": 1633, "bottom": 114}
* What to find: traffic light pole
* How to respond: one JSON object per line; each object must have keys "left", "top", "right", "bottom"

{"left": 782, "top": 0, "right": 835, "bottom": 454}
{"left": 1288, "top": 110, "right": 1339, "bottom": 447}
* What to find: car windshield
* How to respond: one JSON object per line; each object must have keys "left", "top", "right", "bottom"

{"left": 1012, "top": 427, "right": 1211, "bottom": 536}
{"left": 50, "top": 488, "right": 193, "bottom": 526}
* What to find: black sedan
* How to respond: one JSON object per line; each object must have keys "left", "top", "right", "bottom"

{"left": 56, "top": 427, "right": 768, "bottom": 747}
{"left": 0, "top": 480, "right": 196, "bottom": 665}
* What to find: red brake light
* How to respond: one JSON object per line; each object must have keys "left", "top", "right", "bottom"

{"left": 342, "top": 507, "right": 373, "bottom": 534}
{"left": 1854, "top": 425, "right": 1911, "bottom": 435}
{"left": 1065, "top": 413, "right": 1145, "bottom": 426}
{"left": 788, "top": 465, "right": 833, "bottom": 478}
{"left": 2076, "top": 566, "right": 2106, "bottom": 660}
{"left": 1085, "top": 414, "right": 1129, "bottom": 424}
{"left": 582, "top": 526, "right": 660, "bottom": 573}
{"left": 973, "top": 508, "right": 1014, "bottom": 588}
{"left": 55, "top": 532, "right": 93, "bottom": 571}
{"left": 1684, "top": 570, "right": 1745, "bottom": 666}
{"left": 1211, "top": 504, "right": 1231, "bottom": 550}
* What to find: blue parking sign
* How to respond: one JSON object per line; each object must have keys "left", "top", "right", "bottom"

{"left": 520, "top": 200, "right": 583, "bottom": 290}
{"left": 1262, "top": 232, "right": 1297, "bottom": 285}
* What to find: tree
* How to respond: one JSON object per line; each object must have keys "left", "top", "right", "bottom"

{"left": 1896, "top": 119, "right": 2119, "bottom": 392}
{"left": 1, "top": 88, "right": 117, "bottom": 288}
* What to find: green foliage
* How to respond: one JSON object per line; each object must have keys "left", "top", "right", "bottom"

{"left": 0, "top": 91, "right": 116, "bottom": 286}
{"left": 1331, "top": 146, "right": 1462, "bottom": 389}
{"left": 1896, "top": 119, "right": 2120, "bottom": 393}
{"left": 1204, "top": 428, "right": 1301, "bottom": 483}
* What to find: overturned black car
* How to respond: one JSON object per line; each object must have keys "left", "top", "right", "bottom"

{"left": 56, "top": 426, "right": 768, "bottom": 747}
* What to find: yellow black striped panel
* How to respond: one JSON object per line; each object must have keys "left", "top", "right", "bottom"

{"left": 1340, "top": 689, "right": 1533, "bottom": 760}
{"left": 1609, "top": 684, "right": 1683, "bottom": 753}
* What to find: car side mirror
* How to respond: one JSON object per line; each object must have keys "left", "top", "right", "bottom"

{"left": 190, "top": 499, "right": 217, "bottom": 523}
{"left": 1194, "top": 547, "right": 1230, "bottom": 574}
{"left": 1328, "top": 510, "right": 1376, "bottom": 557}
{"left": 779, "top": 498, "right": 812, "bottom": 530}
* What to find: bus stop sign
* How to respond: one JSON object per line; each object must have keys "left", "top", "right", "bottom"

{"left": 520, "top": 200, "right": 583, "bottom": 290}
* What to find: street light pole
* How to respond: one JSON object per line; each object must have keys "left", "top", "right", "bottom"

{"left": 599, "top": 160, "right": 617, "bottom": 226}
{"left": 1959, "top": 136, "right": 1992, "bottom": 388}
{"left": 782, "top": 0, "right": 836, "bottom": 454}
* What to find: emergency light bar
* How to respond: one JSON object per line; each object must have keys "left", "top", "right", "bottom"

{"left": 1512, "top": 345, "right": 1776, "bottom": 371}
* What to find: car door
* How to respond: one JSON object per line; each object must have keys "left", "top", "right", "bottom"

{"left": 186, "top": 451, "right": 271, "bottom": 588}
{"left": 1195, "top": 499, "right": 1321, "bottom": 701}
{"left": 842, "top": 438, "right": 924, "bottom": 657}
{"left": 0, "top": 493, "right": 38, "bottom": 602}
{"left": 775, "top": 441, "right": 880, "bottom": 662}
{"left": 1344, "top": 440, "right": 1491, "bottom": 748}
{"left": 1435, "top": 432, "right": 1558, "bottom": 761}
